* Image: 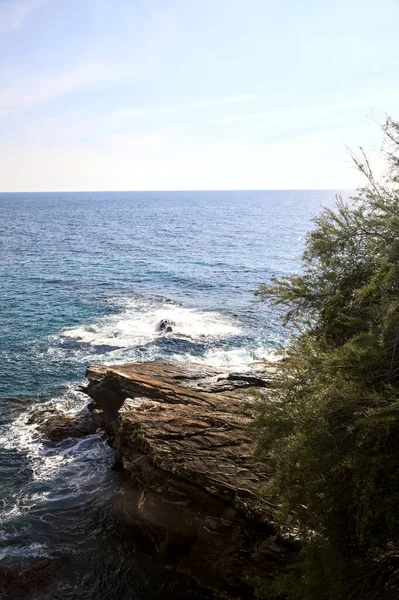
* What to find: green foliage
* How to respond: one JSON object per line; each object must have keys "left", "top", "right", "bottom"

{"left": 253, "top": 117, "right": 399, "bottom": 599}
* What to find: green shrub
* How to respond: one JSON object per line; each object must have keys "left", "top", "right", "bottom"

{"left": 253, "top": 117, "right": 399, "bottom": 600}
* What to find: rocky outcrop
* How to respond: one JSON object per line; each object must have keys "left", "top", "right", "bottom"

{"left": 28, "top": 407, "right": 97, "bottom": 441}
{"left": 84, "top": 361, "right": 295, "bottom": 598}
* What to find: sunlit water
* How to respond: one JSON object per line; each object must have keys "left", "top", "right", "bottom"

{"left": 0, "top": 190, "right": 348, "bottom": 598}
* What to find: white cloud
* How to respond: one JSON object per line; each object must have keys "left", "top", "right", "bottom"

{"left": 0, "top": 0, "right": 46, "bottom": 34}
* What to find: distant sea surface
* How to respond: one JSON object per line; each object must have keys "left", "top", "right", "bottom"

{"left": 0, "top": 190, "right": 348, "bottom": 598}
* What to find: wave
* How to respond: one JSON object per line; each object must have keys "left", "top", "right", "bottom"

{"left": 0, "top": 542, "right": 50, "bottom": 561}
{"left": 0, "top": 294, "right": 276, "bottom": 530}
{"left": 52, "top": 293, "right": 282, "bottom": 372}
{"left": 61, "top": 294, "right": 240, "bottom": 348}
{"left": 170, "top": 345, "right": 281, "bottom": 371}
{"left": 0, "top": 291, "right": 280, "bottom": 586}
{"left": 0, "top": 384, "right": 115, "bottom": 527}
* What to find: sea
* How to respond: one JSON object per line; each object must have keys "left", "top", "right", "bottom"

{"left": 0, "top": 190, "right": 348, "bottom": 599}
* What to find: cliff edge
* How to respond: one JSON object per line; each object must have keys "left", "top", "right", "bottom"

{"left": 84, "top": 361, "right": 295, "bottom": 598}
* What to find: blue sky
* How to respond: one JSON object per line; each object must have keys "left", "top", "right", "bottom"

{"left": 1, "top": 0, "right": 398, "bottom": 191}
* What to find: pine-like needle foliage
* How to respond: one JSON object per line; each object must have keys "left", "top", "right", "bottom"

{"left": 253, "top": 117, "right": 399, "bottom": 600}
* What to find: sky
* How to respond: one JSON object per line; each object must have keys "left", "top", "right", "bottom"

{"left": 0, "top": 0, "right": 398, "bottom": 192}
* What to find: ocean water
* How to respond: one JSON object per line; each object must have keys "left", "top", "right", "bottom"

{"left": 0, "top": 190, "right": 347, "bottom": 598}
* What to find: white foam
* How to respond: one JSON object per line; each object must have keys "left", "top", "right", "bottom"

{"left": 0, "top": 385, "right": 114, "bottom": 523}
{"left": 62, "top": 296, "right": 240, "bottom": 349}
{"left": 0, "top": 542, "right": 49, "bottom": 561}
{"left": 1, "top": 295, "right": 279, "bottom": 530}
{"left": 171, "top": 345, "right": 281, "bottom": 371}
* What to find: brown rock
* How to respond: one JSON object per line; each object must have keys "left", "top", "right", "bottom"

{"left": 84, "top": 361, "right": 296, "bottom": 597}
{"left": 32, "top": 408, "right": 97, "bottom": 441}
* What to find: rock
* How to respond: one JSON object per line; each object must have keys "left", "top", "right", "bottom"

{"left": 156, "top": 319, "right": 176, "bottom": 333}
{"left": 27, "top": 408, "right": 59, "bottom": 424}
{"left": 223, "top": 372, "right": 271, "bottom": 387}
{"left": 84, "top": 361, "right": 296, "bottom": 596}
{"left": 3, "top": 397, "right": 36, "bottom": 416}
{"left": 0, "top": 558, "right": 63, "bottom": 600}
{"left": 111, "top": 458, "right": 125, "bottom": 472}
{"left": 30, "top": 408, "right": 97, "bottom": 441}
{"left": 5, "top": 397, "right": 31, "bottom": 406}
{"left": 85, "top": 361, "right": 271, "bottom": 402}
{"left": 115, "top": 398, "right": 265, "bottom": 504}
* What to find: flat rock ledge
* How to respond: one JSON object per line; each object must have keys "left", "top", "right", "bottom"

{"left": 84, "top": 361, "right": 296, "bottom": 598}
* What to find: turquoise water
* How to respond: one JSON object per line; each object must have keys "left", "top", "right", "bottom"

{"left": 0, "top": 190, "right": 347, "bottom": 598}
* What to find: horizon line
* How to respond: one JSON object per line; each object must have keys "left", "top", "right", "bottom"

{"left": 0, "top": 188, "right": 353, "bottom": 194}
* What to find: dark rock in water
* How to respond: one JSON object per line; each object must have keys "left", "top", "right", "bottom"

{"left": 4, "top": 396, "right": 36, "bottom": 415}
{"left": 92, "top": 343, "right": 123, "bottom": 353}
{"left": 111, "top": 458, "right": 125, "bottom": 472}
{"left": 164, "top": 298, "right": 181, "bottom": 305}
{"left": 216, "top": 372, "right": 272, "bottom": 389}
{"left": 77, "top": 384, "right": 88, "bottom": 393}
{"left": 5, "top": 397, "right": 30, "bottom": 405}
{"left": 84, "top": 360, "right": 296, "bottom": 597}
{"left": 30, "top": 408, "right": 97, "bottom": 441}
{"left": 40, "top": 416, "right": 96, "bottom": 441}
{"left": 0, "top": 558, "right": 63, "bottom": 600}
{"left": 27, "top": 408, "right": 58, "bottom": 424}
{"left": 156, "top": 319, "right": 176, "bottom": 333}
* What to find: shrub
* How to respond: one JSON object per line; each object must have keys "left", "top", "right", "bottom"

{"left": 253, "top": 117, "right": 399, "bottom": 600}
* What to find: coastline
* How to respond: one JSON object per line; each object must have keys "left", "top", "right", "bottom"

{"left": 1, "top": 360, "right": 295, "bottom": 600}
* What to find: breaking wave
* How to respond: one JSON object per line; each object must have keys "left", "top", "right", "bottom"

{"left": 61, "top": 295, "right": 241, "bottom": 349}
{"left": 54, "top": 293, "right": 280, "bottom": 372}
{"left": 0, "top": 385, "right": 115, "bottom": 547}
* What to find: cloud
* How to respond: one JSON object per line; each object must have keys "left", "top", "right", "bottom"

{"left": 0, "top": 0, "right": 46, "bottom": 34}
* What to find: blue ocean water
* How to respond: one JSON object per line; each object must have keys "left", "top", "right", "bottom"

{"left": 0, "top": 190, "right": 348, "bottom": 598}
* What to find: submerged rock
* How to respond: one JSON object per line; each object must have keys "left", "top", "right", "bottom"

{"left": 3, "top": 396, "right": 38, "bottom": 416}
{"left": 84, "top": 361, "right": 296, "bottom": 597}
